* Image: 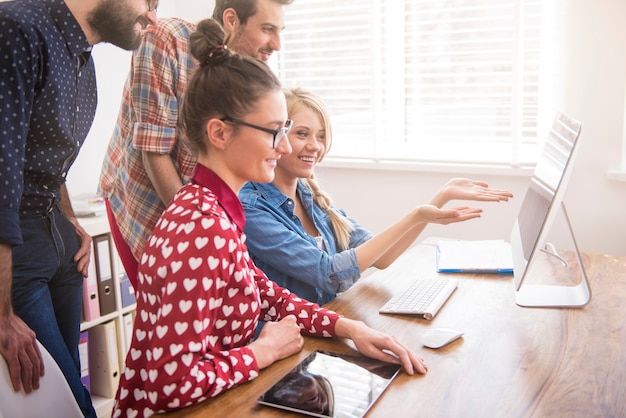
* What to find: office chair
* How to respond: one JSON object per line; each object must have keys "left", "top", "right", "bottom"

{"left": 0, "top": 340, "right": 83, "bottom": 418}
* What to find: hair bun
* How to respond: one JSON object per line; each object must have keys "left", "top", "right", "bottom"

{"left": 204, "top": 44, "right": 228, "bottom": 66}
{"left": 189, "top": 18, "right": 227, "bottom": 65}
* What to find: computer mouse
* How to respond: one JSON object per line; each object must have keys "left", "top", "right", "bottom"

{"left": 421, "top": 327, "right": 464, "bottom": 349}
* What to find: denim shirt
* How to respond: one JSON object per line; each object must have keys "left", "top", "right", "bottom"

{"left": 239, "top": 181, "right": 372, "bottom": 305}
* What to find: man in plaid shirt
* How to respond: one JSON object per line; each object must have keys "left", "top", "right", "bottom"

{"left": 99, "top": 0, "right": 293, "bottom": 288}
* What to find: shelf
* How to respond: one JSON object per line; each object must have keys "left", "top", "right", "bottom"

{"left": 92, "top": 395, "right": 115, "bottom": 418}
{"left": 77, "top": 214, "right": 110, "bottom": 237}
{"left": 77, "top": 216, "right": 134, "bottom": 418}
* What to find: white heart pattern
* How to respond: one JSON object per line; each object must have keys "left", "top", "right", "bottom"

{"left": 113, "top": 182, "right": 340, "bottom": 418}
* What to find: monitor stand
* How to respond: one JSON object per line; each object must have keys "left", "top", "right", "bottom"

{"left": 515, "top": 203, "right": 591, "bottom": 308}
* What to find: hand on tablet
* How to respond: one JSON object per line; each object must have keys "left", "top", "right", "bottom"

{"left": 334, "top": 318, "right": 428, "bottom": 375}
{"left": 248, "top": 315, "right": 304, "bottom": 369}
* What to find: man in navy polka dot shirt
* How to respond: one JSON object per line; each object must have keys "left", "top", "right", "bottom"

{"left": 0, "top": 0, "right": 157, "bottom": 416}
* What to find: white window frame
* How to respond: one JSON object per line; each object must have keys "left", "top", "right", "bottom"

{"left": 276, "top": 0, "right": 555, "bottom": 172}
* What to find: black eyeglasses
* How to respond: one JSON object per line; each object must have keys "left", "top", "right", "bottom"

{"left": 147, "top": 0, "right": 159, "bottom": 11}
{"left": 221, "top": 117, "right": 293, "bottom": 149}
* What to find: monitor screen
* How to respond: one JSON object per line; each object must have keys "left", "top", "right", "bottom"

{"left": 509, "top": 112, "right": 590, "bottom": 307}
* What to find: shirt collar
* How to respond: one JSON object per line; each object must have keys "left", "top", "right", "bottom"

{"left": 45, "top": 0, "right": 91, "bottom": 58}
{"left": 191, "top": 164, "right": 246, "bottom": 231}
{"left": 248, "top": 180, "right": 312, "bottom": 207}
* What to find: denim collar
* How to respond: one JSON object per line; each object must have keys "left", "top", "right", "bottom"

{"left": 247, "top": 180, "right": 312, "bottom": 212}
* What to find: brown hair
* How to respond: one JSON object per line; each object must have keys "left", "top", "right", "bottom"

{"left": 284, "top": 87, "right": 354, "bottom": 251}
{"left": 182, "top": 18, "right": 282, "bottom": 155}
{"left": 212, "top": 0, "right": 294, "bottom": 26}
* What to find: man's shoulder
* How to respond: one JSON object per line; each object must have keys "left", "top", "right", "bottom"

{"left": 0, "top": 0, "right": 49, "bottom": 32}
{"left": 147, "top": 17, "right": 197, "bottom": 39}
{"left": 0, "top": 0, "right": 44, "bottom": 15}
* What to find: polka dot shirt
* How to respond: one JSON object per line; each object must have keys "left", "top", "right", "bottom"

{"left": 0, "top": 0, "right": 96, "bottom": 245}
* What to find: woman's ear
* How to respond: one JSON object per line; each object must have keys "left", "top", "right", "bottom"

{"left": 206, "top": 118, "right": 229, "bottom": 150}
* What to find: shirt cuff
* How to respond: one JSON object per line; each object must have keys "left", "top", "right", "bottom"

{"left": 329, "top": 248, "right": 361, "bottom": 293}
{"left": 132, "top": 122, "right": 178, "bottom": 153}
{"left": 0, "top": 209, "right": 23, "bottom": 245}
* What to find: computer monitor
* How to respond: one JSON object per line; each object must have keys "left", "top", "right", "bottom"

{"left": 509, "top": 112, "right": 591, "bottom": 307}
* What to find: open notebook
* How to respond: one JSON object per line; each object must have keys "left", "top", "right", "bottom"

{"left": 436, "top": 240, "right": 514, "bottom": 275}
{"left": 258, "top": 350, "right": 400, "bottom": 418}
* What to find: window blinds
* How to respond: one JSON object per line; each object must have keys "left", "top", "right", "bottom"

{"left": 278, "top": 0, "right": 548, "bottom": 166}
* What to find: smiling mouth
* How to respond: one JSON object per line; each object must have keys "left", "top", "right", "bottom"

{"left": 299, "top": 156, "right": 316, "bottom": 163}
{"left": 258, "top": 50, "right": 273, "bottom": 60}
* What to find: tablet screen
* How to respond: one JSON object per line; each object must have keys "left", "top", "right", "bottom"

{"left": 257, "top": 350, "right": 401, "bottom": 418}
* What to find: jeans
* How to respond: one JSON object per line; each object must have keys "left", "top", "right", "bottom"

{"left": 11, "top": 205, "right": 96, "bottom": 418}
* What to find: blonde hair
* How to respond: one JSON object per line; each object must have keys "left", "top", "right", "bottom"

{"left": 284, "top": 87, "right": 354, "bottom": 251}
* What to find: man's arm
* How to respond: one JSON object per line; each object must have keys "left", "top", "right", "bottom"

{"left": 0, "top": 243, "right": 44, "bottom": 393}
{"left": 143, "top": 151, "right": 185, "bottom": 205}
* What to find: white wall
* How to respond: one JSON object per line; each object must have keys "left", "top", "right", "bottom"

{"left": 553, "top": 0, "right": 626, "bottom": 255}
{"left": 67, "top": 0, "right": 626, "bottom": 256}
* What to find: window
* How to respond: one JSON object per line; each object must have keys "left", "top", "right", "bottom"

{"left": 277, "top": 0, "right": 552, "bottom": 167}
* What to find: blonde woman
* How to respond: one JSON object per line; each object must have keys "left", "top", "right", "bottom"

{"left": 239, "top": 87, "right": 513, "bottom": 305}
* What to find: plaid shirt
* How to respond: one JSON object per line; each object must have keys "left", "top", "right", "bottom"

{"left": 99, "top": 18, "right": 197, "bottom": 260}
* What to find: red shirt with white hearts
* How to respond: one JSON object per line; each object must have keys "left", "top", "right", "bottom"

{"left": 113, "top": 165, "right": 342, "bottom": 417}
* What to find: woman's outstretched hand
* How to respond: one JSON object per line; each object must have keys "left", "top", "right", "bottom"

{"left": 415, "top": 204, "right": 483, "bottom": 225}
{"left": 436, "top": 178, "right": 513, "bottom": 205}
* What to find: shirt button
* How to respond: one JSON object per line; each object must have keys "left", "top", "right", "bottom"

{"left": 61, "top": 172, "right": 67, "bottom": 178}
{"left": 287, "top": 201, "right": 293, "bottom": 206}
{"left": 43, "top": 185, "right": 49, "bottom": 190}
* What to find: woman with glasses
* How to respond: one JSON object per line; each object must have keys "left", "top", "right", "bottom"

{"left": 113, "top": 19, "right": 427, "bottom": 417}
{"left": 239, "top": 88, "right": 514, "bottom": 306}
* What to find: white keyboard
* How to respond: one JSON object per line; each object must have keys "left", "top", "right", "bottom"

{"left": 379, "top": 278, "right": 458, "bottom": 320}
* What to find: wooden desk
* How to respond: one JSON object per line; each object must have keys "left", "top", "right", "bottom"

{"left": 163, "top": 241, "right": 626, "bottom": 418}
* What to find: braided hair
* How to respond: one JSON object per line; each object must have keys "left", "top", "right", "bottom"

{"left": 284, "top": 87, "right": 354, "bottom": 251}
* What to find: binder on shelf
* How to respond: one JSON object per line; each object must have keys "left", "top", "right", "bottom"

{"left": 119, "top": 271, "right": 136, "bottom": 308}
{"left": 78, "top": 331, "right": 90, "bottom": 392}
{"left": 82, "top": 241, "right": 101, "bottom": 322}
{"left": 88, "top": 321, "right": 120, "bottom": 399}
{"left": 93, "top": 234, "right": 117, "bottom": 315}
{"left": 122, "top": 312, "right": 134, "bottom": 355}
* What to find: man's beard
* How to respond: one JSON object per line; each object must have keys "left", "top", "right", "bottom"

{"left": 88, "top": 0, "right": 144, "bottom": 51}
